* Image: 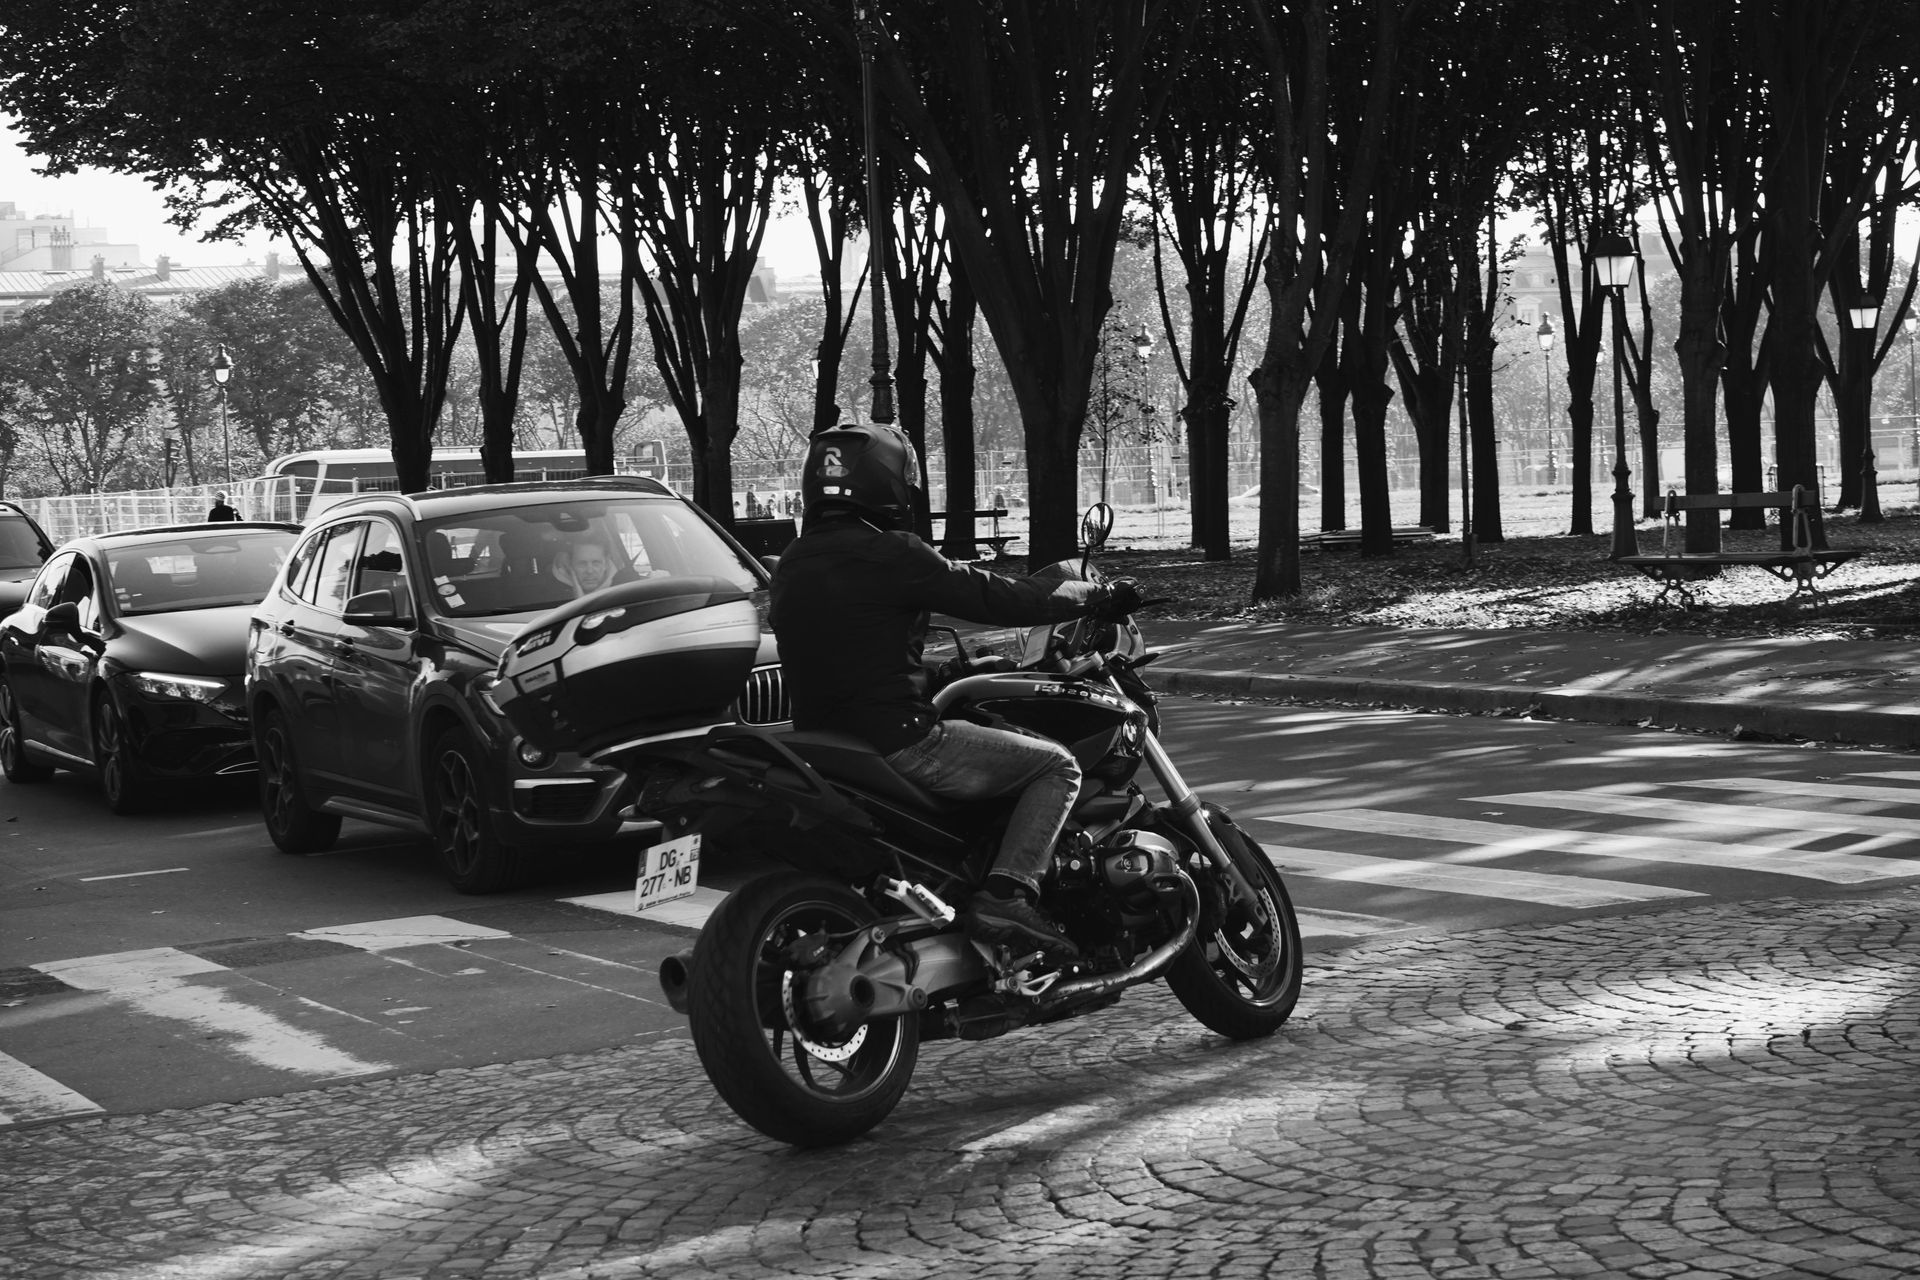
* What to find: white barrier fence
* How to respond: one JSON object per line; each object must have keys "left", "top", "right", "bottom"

{"left": 18, "top": 478, "right": 311, "bottom": 546}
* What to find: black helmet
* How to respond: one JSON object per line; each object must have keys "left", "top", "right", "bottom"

{"left": 801, "top": 422, "right": 920, "bottom": 528}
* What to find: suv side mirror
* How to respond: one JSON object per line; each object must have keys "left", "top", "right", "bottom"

{"left": 44, "top": 601, "right": 81, "bottom": 632}
{"left": 344, "top": 589, "right": 412, "bottom": 627}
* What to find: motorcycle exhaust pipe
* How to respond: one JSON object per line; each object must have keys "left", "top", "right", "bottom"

{"left": 659, "top": 949, "right": 695, "bottom": 1015}
{"left": 1038, "top": 870, "right": 1201, "bottom": 1011}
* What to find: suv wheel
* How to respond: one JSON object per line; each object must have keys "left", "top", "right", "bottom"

{"left": 428, "top": 724, "right": 532, "bottom": 893}
{"left": 0, "top": 676, "right": 52, "bottom": 783}
{"left": 257, "top": 708, "right": 342, "bottom": 853}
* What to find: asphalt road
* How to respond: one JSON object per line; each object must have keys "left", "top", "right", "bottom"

{"left": 5, "top": 696, "right": 1920, "bottom": 1128}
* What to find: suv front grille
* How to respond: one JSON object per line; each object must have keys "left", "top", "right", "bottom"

{"left": 735, "top": 664, "right": 790, "bottom": 725}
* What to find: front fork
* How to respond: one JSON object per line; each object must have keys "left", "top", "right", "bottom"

{"left": 1140, "top": 730, "right": 1263, "bottom": 911}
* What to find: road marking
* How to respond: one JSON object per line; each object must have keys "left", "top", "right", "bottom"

{"left": 78, "top": 867, "right": 190, "bottom": 882}
{"left": 1666, "top": 776, "right": 1920, "bottom": 805}
{"left": 1269, "top": 809, "right": 1917, "bottom": 884}
{"left": 564, "top": 886, "right": 726, "bottom": 932}
{"left": 295, "top": 916, "right": 512, "bottom": 951}
{"left": 1249, "top": 835, "right": 1703, "bottom": 908}
{"left": 1476, "top": 789, "right": 1920, "bottom": 836}
{"left": 1295, "top": 908, "right": 1412, "bottom": 939}
{"left": 0, "top": 1048, "right": 103, "bottom": 1125}
{"left": 32, "top": 948, "right": 393, "bottom": 1079}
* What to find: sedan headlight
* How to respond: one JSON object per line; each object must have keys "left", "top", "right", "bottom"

{"left": 123, "top": 671, "right": 231, "bottom": 705}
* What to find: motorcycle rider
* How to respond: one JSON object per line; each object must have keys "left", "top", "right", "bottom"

{"left": 769, "top": 422, "right": 1140, "bottom": 963}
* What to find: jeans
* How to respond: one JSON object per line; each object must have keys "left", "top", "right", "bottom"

{"left": 884, "top": 719, "right": 1081, "bottom": 895}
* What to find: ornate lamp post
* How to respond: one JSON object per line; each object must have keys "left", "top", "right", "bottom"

{"left": 1132, "top": 323, "right": 1155, "bottom": 525}
{"left": 1592, "top": 232, "right": 1639, "bottom": 559}
{"left": 210, "top": 344, "right": 234, "bottom": 486}
{"left": 1536, "top": 316, "right": 1556, "bottom": 484}
{"left": 1846, "top": 301, "right": 1881, "bottom": 522}
{"left": 1905, "top": 315, "right": 1918, "bottom": 479}
{"left": 854, "top": 4, "right": 894, "bottom": 430}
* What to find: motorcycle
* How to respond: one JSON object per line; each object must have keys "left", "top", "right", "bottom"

{"left": 525, "top": 504, "right": 1302, "bottom": 1147}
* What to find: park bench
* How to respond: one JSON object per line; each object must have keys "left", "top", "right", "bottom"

{"left": 1614, "top": 486, "right": 1865, "bottom": 608}
{"left": 1302, "top": 525, "right": 1436, "bottom": 551}
{"left": 932, "top": 506, "right": 1017, "bottom": 559}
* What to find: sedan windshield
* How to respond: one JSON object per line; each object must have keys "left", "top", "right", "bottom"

{"left": 109, "top": 530, "right": 296, "bottom": 615}
{"left": 419, "top": 496, "right": 763, "bottom": 619}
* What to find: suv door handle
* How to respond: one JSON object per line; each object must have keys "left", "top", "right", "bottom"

{"left": 276, "top": 621, "right": 296, "bottom": 637}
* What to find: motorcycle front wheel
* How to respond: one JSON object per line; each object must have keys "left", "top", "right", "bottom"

{"left": 1165, "top": 809, "right": 1304, "bottom": 1039}
{"left": 686, "top": 872, "right": 919, "bottom": 1147}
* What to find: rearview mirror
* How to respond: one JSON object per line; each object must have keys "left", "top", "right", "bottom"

{"left": 1080, "top": 503, "right": 1113, "bottom": 552}
{"left": 344, "top": 589, "right": 411, "bottom": 627}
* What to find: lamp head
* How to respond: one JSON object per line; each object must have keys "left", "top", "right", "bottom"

{"left": 1536, "top": 316, "right": 1554, "bottom": 353}
{"left": 1846, "top": 302, "right": 1881, "bottom": 331}
{"left": 1590, "top": 232, "right": 1638, "bottom": 292}
{"left": 211, "top": 344, "right": 233, "bottom": 385}
{"left": 1132, "top": 324, "right": 1154, "bottom": 361}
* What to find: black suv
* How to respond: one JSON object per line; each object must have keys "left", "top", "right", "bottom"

{"left": 245, "top": 477, "right": 788, "bottom": 892}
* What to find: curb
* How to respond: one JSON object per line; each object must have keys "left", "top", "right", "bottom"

{"left": 1155, "top": 665, "right": 1920, "bottom": 750}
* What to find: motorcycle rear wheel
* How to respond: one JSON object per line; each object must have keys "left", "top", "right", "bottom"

{"left": 1165, "top": 810, "right": 1303, "bottom": 1039}
{"left": 687, "top": 872, "right": 919, "bottom": 1147}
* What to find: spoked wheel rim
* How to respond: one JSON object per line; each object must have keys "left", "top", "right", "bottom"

{"left": 755, "top": 900, "right": 909, "bottom": 1105}
{"left": 1200, "top": 876, "right": 1294, "bottom": 1007}
{"left": 0, "top": 682, "right": 26, "bottom": 772}
{"left": 260, "top": 723, "right": 299, "bottom": 834}
{"left": 95, "top": 698, "right": 135, "bottom": 805}
{"left": 432, "top": 746, "right": 486, "bottom": 879}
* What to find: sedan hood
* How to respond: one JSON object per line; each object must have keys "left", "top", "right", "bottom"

{"left": 115, "top": 605, "right": 257, "bottom": 676}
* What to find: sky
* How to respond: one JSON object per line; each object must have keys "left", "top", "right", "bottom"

{"left": 1, "top": 117, "right": 823, "bottom": 278}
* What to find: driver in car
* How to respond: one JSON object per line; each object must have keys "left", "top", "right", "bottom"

{"left": 560, "top": 536, "right": 616, "bottom": 597}
{"left": 770, "top": 422, "right": 1139, "bottom": 962}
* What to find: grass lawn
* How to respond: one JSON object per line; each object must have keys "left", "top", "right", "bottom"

{"left": 980, "top": 485, "right": 1920, "bottom": 640}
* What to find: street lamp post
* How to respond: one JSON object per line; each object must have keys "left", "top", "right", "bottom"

{"left": 1906, "top": 315, "right": 1918, "bottom": 480}
{"left": 1846, "top": 301, "right": 1881, "bottom": 523}
{"left": 1133, "top": 323, "right": 1155, "bottom": 530}
{"left": 211, "top": 345, "right": 233, "bottom": 487}
{"left": 1536, "top": 317, "right": 1556, "bottom": 484}
{"left": 1592, "top": 232, "right": 1639, "bottom": 559}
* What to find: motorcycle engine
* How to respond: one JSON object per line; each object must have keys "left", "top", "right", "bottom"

{"left": 1096, "top": 830, "right": 1185, "bottom": 909}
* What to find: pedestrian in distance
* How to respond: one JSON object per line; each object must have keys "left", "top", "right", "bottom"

{"left": 206, "top": 493, "right": 239, "bottom": 522}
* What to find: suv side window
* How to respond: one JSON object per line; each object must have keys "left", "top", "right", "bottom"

{"left": 351, "top": 521, "right": 412, "bottom": 617}
{"left": 54, "top": 556, "right": 100, "bottom": 631}
{"left": 312, "top": 522, "right": 365, "bottom": 616}
{"left": 279, "top": 526, "right": 327, "bottom": 604}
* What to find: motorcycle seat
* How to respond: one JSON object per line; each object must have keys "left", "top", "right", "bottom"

{"left": 779, "top": 730, "right": 966, "bottom": 815}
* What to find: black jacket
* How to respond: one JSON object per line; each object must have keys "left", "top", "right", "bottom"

{"left": 769, "top": 516, "right": 1101, "bottom": 753}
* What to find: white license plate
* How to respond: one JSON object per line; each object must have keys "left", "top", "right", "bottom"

{"left": 634, "top": 833, "right": 701, "bottom": 912}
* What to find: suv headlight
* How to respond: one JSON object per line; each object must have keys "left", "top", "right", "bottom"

{"left": 474, "top": 671, "right": 508, "bottom": 717}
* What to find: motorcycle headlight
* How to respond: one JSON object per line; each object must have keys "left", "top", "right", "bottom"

{"left": 123, "top": 671, "right": 229, "bottom": 705}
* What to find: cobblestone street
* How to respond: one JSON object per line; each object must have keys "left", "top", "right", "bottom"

{"left": 8, "top": 885, "right": 1919, "bottom": 1280}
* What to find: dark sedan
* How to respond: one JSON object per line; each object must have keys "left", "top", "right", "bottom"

{"left": 245, "top": 478, "right": 788, "bottom": 894}
{"left": 0, "top": 523, "right": 300, "bottom": 812}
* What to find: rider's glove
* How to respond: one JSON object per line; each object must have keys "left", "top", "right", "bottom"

{"left": 1098, "top": 577, "right": 1143, "bottom": 618}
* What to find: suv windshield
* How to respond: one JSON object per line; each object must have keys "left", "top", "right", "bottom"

{"left": 0, "top": 516, "right": 48, "bottom": 571}
{"left": 419, "top": 496, "right": 762, "bottom": 619}
{"left": 109, "top": 530, "right": 296, "bottom": 615}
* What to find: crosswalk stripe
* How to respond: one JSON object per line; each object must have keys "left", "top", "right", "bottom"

{"left": 564, "top": 885, "right": 727, "bottom": 932}
{"left": 32, "top": 948, "right": 394, "bottom": 1079}
{"left": 1267, "top": 809, "right": 1917, "bottom": 884}
{"left": 1664, "top": 777, "right": 1920, "bottom": 805}
{"left": 1295, "top": 908, "right": 1412, "bottom": 939}
{"left": 1475, "top": 789, "right": 1920, "bottom": 836}
{"left": 1859, "top": 771, "right": 1920, "bottom": 782}
{"left": 0, "top": 1048, "right": 102, "bottom": 1125}
{"left": 1250, "top": 836, "right": 1703, "bottom": 908}
{"left": 295, "top": 916, "right": 513, "bottom": 951}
